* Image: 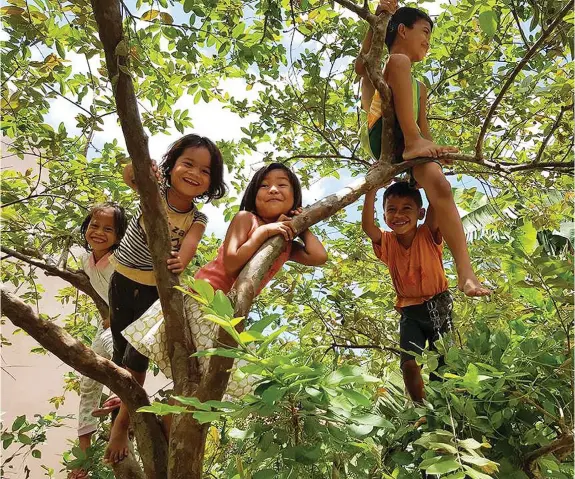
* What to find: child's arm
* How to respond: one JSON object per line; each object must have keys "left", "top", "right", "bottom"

{"left": 167, "top": 222, "right": 205, "bottom": 274}
{"left": 362, "top": 189, "right": 382, "bottom": 244}
{"left": 424, "top": 204, "right": 442, "bottom": 244}
{"left": 289, "top": 229, "right": 328, "bottom": 266}
{"left": 223, "top": 211, "right": 295, "bottom": 277}
{"left": 355, "top": 0, "right": 395, "bottom": 112}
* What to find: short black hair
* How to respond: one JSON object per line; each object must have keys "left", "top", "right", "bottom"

{"left": 385, "top": 7, "right": 434, "bottom": 50}
{"left": 80, "top": 202, "right": 128, "bottom": 251}
{"left": 239, "top": 162, "right": 303, "bottom": 215}
{"left": 160, "top": 133, "right": 227, "bottom": 202}
{"left": 383, "top": 181, "right": 423, "bottom": 208}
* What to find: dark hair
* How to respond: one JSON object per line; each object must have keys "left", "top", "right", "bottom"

{"left": 80, "top": 202, "right": 128, "bottom": 251}
{"left": 159, "top": 133, "right": 227, "bottom": 202}
{"left": 239, "top": 162, "right": 303, "bottom": 215}
{"left": 383, "top": 181, "right": 423, "bottom": 208}
{"left": 385, "top": 7, "right": 434, "bottom": 50}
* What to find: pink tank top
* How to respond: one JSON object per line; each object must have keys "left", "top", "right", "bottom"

{"left": 195, "top": 212, "right": 292, "bottom": 295}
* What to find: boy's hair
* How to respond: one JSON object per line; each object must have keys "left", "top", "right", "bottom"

{"left": 160, "top": 133, "right": 227, "bottom": 201}
{"left": 80, "top": 202, "right": 128, "bottom": 251}
{"left": 385, "top": 7, "right": 434, "bottom": 50}
{"left": 239, "top": 162, "right": 303, "bottom": 214}
{"left": 383, "top": 181, "right": 423, "bottom": 208}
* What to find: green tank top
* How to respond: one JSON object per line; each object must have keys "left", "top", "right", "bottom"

{"left": 362, "top": 77, "right": 420, "bottom": 161}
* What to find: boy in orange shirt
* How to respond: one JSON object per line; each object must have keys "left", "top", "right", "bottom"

{"left": 362, "top": 181, "right": 453, "bottom": 402}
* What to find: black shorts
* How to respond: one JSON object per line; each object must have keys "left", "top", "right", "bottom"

{"left": 399, "top": 290, "right": 453, "bottom": 369}
{"left": 109, "top": 272, "right": 158, "bottom": 373}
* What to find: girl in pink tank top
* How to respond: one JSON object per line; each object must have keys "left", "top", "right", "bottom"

{"left": 123, "top": 163, "right": 327, "bottom": 402}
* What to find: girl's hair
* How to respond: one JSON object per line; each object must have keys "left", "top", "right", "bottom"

{"left": 239, "top": 162, "right": 303, "bottom": 214}
{"left": 385, "top": 7, "right": 434, "bottom": 50}
{"left": 80, "top": 202, "right": 128, "bottom": 251}
{"left": 159, "top": 133, "right": 227, "bottom": 201}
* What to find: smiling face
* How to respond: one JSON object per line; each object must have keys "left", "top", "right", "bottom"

{"left": 169, "top": 146, "right": 212, "bottom": 200}
{"left": 399, "top": 18, "right": 432, "bottom": 62}
{"left": 383, "top": 195, "right": 425, "bottom": 235}
{"left": 85, "top": 208, "right": 118, "bottom": 255}
{"left": 255, "top": 169, "right": 295, "bottom": 221}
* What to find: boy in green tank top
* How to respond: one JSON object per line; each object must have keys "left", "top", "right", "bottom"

{"left": 356, "top": 0, "right": 491, "bottom": 297}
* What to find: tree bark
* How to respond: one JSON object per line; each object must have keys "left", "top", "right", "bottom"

{"left": 0, "top": 289, "right": 165, "bottom": 479}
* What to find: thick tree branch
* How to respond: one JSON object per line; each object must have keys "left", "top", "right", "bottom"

{"left": 1, "top": 245, "right": 109, "bottom": 319}
{"left": 475, "top": 2, "right": 571, "bottom": 158}
{"left": 0, "top": 289, "right": 163, "bottom": 479}
{"left": 90, "top": 0, "right": 200, "bottom": 389}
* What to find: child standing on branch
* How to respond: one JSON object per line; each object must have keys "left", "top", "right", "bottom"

{"left": 69, "top": 202, "right": 128, "bottom": 479}
{"left": 356, "top": 0, "right": 490, "bottom": 296}
{"left": 104, "top": 134, "right": 226, "bottom": 464}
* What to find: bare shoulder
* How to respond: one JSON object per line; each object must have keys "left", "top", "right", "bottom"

{"left": 387, "top": 53, "right": 412, "bottom": 68}
{"left": 230, "top": 210, "right": 255, "bottom": 229}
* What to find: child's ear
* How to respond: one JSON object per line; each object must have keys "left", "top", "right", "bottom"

{"left": 419, "top": 207, "right": 425, "bottom": 220}
{"left": 398, "top": 23, "right": 407, "bottom": 39}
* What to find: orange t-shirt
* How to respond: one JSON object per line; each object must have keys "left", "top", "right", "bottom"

{"left": 372, "top": 224, "right": 448, "bottom": 308}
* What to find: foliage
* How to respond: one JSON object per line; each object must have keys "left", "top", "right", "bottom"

{"left": 0, "top": 0, "right": 573, "bottom": 477}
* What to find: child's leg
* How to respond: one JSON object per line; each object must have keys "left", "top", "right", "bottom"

{"left": 401, "top": 360, "right": 425, "bottom": 403}
{"left": 399, "top": 309, "right": 428, "bottom": 403}
{"left": 73, "top": 324, "right": 110, "bottom": 476}
{"left": 104, "top": 360, "right": 147, "bottom": 464}
{"left": 412, "top": 162, "right": 490, "bottom": 296}
{"left": 385, "top": 55, "right": 457, "bottom": 160}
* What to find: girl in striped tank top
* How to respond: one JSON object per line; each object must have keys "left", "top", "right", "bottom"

{"left": 104, "top": 134, "right": 226, "bottom": 464}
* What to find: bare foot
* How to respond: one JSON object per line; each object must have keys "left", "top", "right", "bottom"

{"left": 403, "top": 137, "right": 458, "bottom": 160}
{"left": 458, "top": 276, "right": 491, "bottom": 297}
{"left": 103, "top": 421, "right": 130, "bottom": 464}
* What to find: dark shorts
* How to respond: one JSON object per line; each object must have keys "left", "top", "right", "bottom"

{"left": 109, "top": 272, "right": 158, "bottom": 373}
{"left": 399, "top": 291, "right": 454, "bottom": 371}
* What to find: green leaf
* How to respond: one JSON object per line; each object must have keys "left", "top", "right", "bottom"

{"left": 191, "top": 279, "right": 214, "bottom": 303}
{"left": 137, "top": 402, "right": 188, "bottom": 416}
{"left": 422, "top": 456, "right": 461, "bottom": 474}
{"left": 172, "top": 395, "right": 211, "bottom": 411}
{"left": 478, "top": 11, "right": 498, "bottom": 37}
{"left": 192, "top": 411, "right": 222, "bottom": 424}
{"left": 463, "top": 465, "right": 494, "bottom": 479}
{"left": 351, "top": 413, "right": 393, "bottom": 428}
{"left": 12, "top": 415, "right": 26, "bottom": 431}
{"left": 31, "top": 449, "right": 41, "bottom": 459}
{"left": 212, "top": 289, "right": 234, "bottom": 318}
{"left": 342, "top": 389, "right": 371, "bottom": 407}
{"left": 17, "top": 433, "right": 32, "bottom": 445}
{"left": 261, "top": 384, "right": 286, "bottom": 405}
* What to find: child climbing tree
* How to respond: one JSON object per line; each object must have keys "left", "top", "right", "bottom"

{"left": 1, "top": 0, "right": 572, "bottom": 478}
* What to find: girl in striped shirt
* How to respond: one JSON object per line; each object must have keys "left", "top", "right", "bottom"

{"left": 104, "top": 134, "right": 226, "bottom": 464}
